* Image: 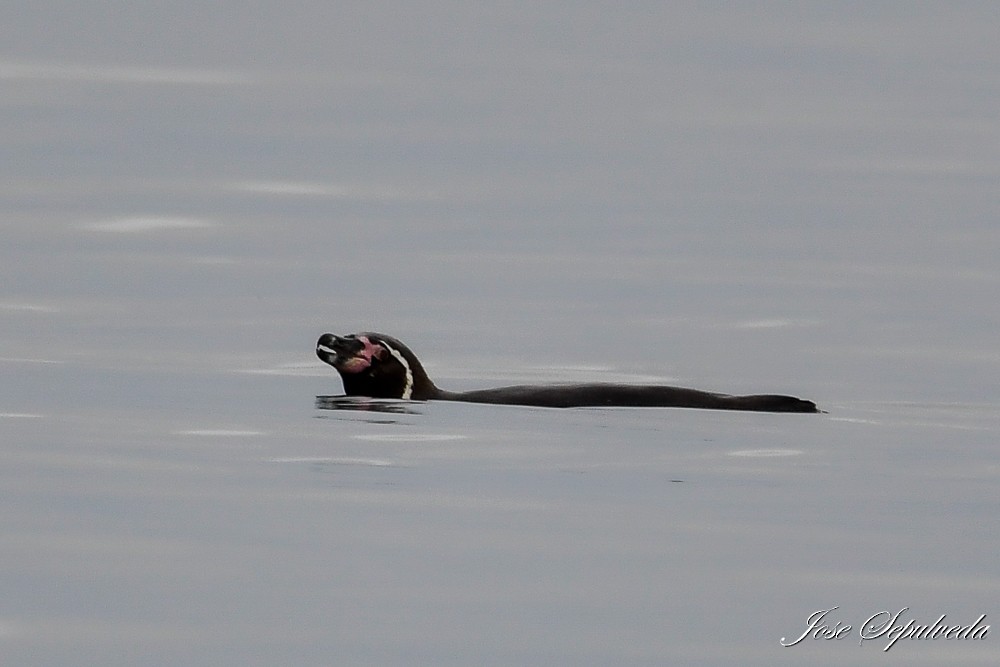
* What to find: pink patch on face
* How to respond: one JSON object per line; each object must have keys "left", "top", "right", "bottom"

{"left": 338, "top": 357, "right": 371, "bottom": 373}
{"left": 336, "top": 336, "right": 384, "bottom": 373}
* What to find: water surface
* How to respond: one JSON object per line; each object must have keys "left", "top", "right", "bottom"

{"left": 2, "top": 3, "right": 998, "bottom": 665}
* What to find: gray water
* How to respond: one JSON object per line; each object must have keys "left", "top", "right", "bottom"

{"left": 2, "top": 3, "right": 998, "bottom": 665}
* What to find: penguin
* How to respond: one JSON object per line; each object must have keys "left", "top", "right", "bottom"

{"left": 316, "top": 332, "right": 820, "bottom": 413}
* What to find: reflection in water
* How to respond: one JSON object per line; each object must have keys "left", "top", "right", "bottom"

{"left": 314, "top": 395, "right": 421, "bottom": 415}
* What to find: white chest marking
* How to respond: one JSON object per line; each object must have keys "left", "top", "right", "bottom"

{"left": 382, "top": 343, "right": 413, "bottom": 400}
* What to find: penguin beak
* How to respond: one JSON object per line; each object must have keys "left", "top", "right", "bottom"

{"left": 316, "top": 333, "right": 356, "bottom": 366}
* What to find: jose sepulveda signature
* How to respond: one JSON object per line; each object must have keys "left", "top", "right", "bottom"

{"left": 781, "top": 606, "right": 989, "bottom": 651}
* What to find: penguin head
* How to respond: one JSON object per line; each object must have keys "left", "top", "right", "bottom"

{"left": 316, "top": 332, "right": 434, "bottom": 400}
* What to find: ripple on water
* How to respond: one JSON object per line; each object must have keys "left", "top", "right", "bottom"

{"left": 266, "top": 457, "right": 396, "bottom": 467}
{"left": 83, "top": 217, "right": 213, "bottom": 233}
{"left": 174, "top": 429, "right": 265, "bottom": 437}
{"left": 352, "top": 434, "right": 467, "bottom": 443}
{"left": 726, "top": 449, "right": 803, "bottom": 458}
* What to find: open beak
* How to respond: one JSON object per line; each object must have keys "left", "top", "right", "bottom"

{"left": 317, "top": 333, "right": 377, "bottom": 372}
{"left": 316, "top": 333, "right": 351, "bottom": 366}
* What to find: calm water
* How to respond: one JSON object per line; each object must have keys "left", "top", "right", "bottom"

{"left": 2, "top": 4, "right": 998, "bottom": 665}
